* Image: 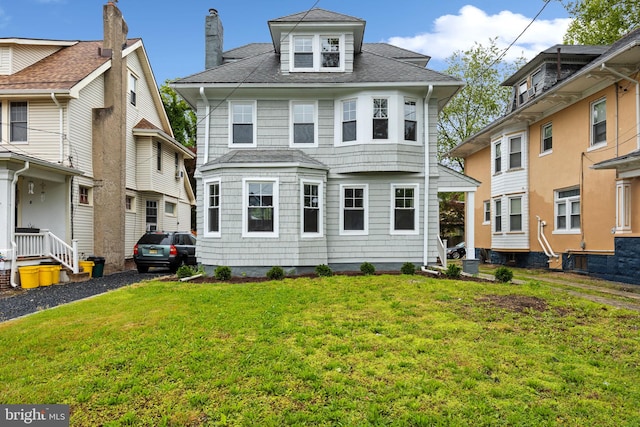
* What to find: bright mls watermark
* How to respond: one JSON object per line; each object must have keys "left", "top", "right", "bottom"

{"left": 1, "top": 405, "right": 69, "bottom": 426}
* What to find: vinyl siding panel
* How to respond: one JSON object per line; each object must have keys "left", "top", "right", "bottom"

{"left": 72, "top": 176, "right": 95, "bottom": 256}
{"left": 20, "top": 101, "right": 64, "bottom": 163}
{"left": 11, "top": 45, "right": 61, "bottom": 73}
{"left": 0, "top": 47, "right": 10, "bottom": 74}
{"left": 68, "top": 75, "right": 105, "bottom": 177}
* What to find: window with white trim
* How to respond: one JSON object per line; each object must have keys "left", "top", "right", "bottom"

{"left": 79, "top": 186, "right": 90, "bottom": 205}
{"left": 10, "top": 101, "right": 27, "bottom": 143}
{"left": 146, "top": 200, "right": 158, "bottom": 231}
{"left": 483, "top": 200, "right": 491, "bottom": 224}
{"left": 156, "top": 141, "right": 162, "bottom": 171}
{"left": 244, "top": 179, "right": 278, "bottom": 237}
{"left": 293, "top": 36, "right": 313, "bottom": 69}
{"left": 391, "top": 185, "right": 418, "bottom": 233}
{"left": 494, "top": 141, "right": 502, "bottom": 173}
{"left": 541, "top": 123, "right": 552, "bottom": 153}
{"left": 291, "top": 102, "right": 316, "bottom": 145}
{"left": 291, "top": 35, "right": 343, "bottom": 71}
{"left": 129, "top": 73, "right": 138, "bottom": 106}
{"left": 206, "top": 180, "right": 221, "bottom": 235}
{"left": 342, "top": 99, "right": 357, "bottom": 142}
{"left": 165, "top": 201, "right": 176, "bottom": 216}
{"left": 126, "top": 196, "right": 134, "bottom": 212}
{"left": 509, "top": 197, "right": 522, "bottom": 232}
{"left": 341, "top": 184, "right": 368, "bottom": 234}
{"left": 555, "top": 187, "right": 580, "bottom": 233}
{"left": 591, "top": 98, "right": 606, "bottom": 146}
{"left": 404, "top": 99, "right": 417, "bottom": 141}
{"left": 302, "top": 181, "right": 322, "bottom": 236}
{"left": 509, "top": 136, "right": 522, "bottom": 169}
{"left": 321, "top": 37, "right": 340, "bottom": 68}
{"left": 372, "top": 98, "right": 388, "bottom": 140}
{"left": 494, "top": 199, "right": 502, "bottom": 232}
{"left": 230, "top": 102, "right": 256, "bottom": 146}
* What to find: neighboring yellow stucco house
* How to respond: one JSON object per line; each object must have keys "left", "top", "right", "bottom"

{"left": 451, "top": 29, "right": 640, "bottom": 285}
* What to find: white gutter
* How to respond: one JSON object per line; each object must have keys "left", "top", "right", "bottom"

{"left": 536, "top": 216, "right": 559, "bottom": 260}
{"left": 601, "top": 63, "right": 640, "bottom": 150}
{"left": 423, "top": 85, "right": 434, "bottom": 266}
{"left": 10, "top": 162, "right": 30, "bottom": 288}
{"left": 51, "top": 93, "right": 64, "bottom": 164}
{"left": 199, "top": 87, "right": 210, "bottom": 167}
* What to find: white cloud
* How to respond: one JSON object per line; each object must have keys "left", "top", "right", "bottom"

{"left": 387, "top": 5, "right": 572, "bottom": 63}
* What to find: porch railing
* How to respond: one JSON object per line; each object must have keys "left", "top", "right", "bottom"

{"left": 14, "top": 230, "right": 79, "bottom": 274}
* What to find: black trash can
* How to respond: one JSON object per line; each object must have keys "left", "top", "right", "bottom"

{"left": 87, "top": 256, "right": 105, "bottom": 278}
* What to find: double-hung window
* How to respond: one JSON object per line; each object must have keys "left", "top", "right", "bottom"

{"left": 494, "top": 199, "right": 502, "bottom": 233}
{"left": 483, "top": 201, "right": 491, "bottom": 224}
{"left": 509, "top": 197, "right": 522, "bottom": 232}
{"left": 156, "top": 142, "right": 162, "bottom": 171}
{"left": 302, "top": 180, "right": 322, "bottom": 236}
{"left": 404, "top": 100, "right": 417, "bottom": 141}
{"left": 372, "top": 98, "right": 388, "bottom": 140}
{"left": 292, "top": 35, "right": 342, "bottom": 71}
{"left": 293, "top": 36, "right": 313, "bottom": 68}
{"left": 291, "top": 102, "right": 316, "bottom": 145}
{"left": 591, "top": 98, "right": 606, "bottom": 146}
{"left": 231, "top": 102, "right": 255, "bottom": 146}
{"left": 206, "top": 179, "right": 221, "bottom": 235}
{"left": 509, "top": 136, "right": 522, "bottom": 169}
{"left": 391, "top": 185, "right": 418, "bottom": 234}
{"left": 129, "top": 73, "right": 138, "bottom": 106}
{"left": 341, "top": 184, "right": 368, "bottom": 234}
{"left": 321, "top": 37, "right": 340, "bottom": 68}
{"left": 494, "top": 141, "right": 502, "bottom": 173}
{"left": 244, "top": 179, "right": 278, "bottom": 237}
{"left": 541, "top": 123, "right": 552, "bottom": 153}
{"left": 555, "top": 188, "right": 580, "bottom": 233}
{"left": 10, "top": 101, "right": 27, "bottom": 143}
{"left": 342, "top": 99, "right": 357, "bottom": 142}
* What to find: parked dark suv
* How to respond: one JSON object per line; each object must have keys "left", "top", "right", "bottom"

{"left": 133, "top": 231, "right": 197, "bottom": 273}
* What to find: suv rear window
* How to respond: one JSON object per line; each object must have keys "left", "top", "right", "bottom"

{"left": 137, "top": 233, "right": 172, "bottom": 245}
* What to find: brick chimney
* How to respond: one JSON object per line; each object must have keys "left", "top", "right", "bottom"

{"left": 205, "top": 8, "right": 224, "bottom": 69}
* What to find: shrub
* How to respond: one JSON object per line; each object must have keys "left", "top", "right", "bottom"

{"left": 494, "top": 266, "right": 514, "bottom": 283}
{"left": 214, "top": 265, "right": 232, "bottom": 281}
{"left": 445, "top": 263, "right": 462, "bottom": 279}
{"left": 400, "top": 262, "right": 416, "bottom": 275}
{"left": 266, "top": 266, "right": 285, "bottom": 281}
{"left": 315, "top": 264, "right": 333, "bottom": 277}
{"left": 360, "top": 262, "right": 376, "bottom": 276}
{"left": 176, "top": 265, "right": 196, "bottom": 279}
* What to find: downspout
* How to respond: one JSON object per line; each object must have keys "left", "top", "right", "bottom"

{"left": 423, "top": 85, "right": 433, "bottom": 266}
{"left": 199, "top": 87, "right": 210, "bottom": 166}
{"left": 536, "top": 215, "right": 558, "bottom": 260}
{"left": 51, "top": 93, "right": 64, "bottom": 164}
{"left": 601, "top": 64, "right": 640, "bottom": 150}
{"left": 10, "top": 162, "right": 30, "bottom": 288}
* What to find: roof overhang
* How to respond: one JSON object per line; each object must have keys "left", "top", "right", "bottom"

{"left": 0, "top": 151, "right": 84, "bottom": 177}
{"left": 592, "top": 150, "right": 640, "bottom": 178}
{"left": 132, "top": 127, "right": 195, "bottom": 159}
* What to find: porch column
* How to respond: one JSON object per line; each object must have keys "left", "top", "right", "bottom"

{"left": 462, "top": 190, "right": 480, "bottom": 275}
{"left": 0, "top": 170, "right": 14, "bottom": 289}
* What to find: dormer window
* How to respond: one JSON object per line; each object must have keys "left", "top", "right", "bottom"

{"left": 291, "top": 34, "right": 344, "bottom": 72}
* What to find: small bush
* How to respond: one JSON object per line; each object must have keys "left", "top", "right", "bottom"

{"left": 176, "top": 265, "right": 196, "bottom": 279}
{"left": 360, "top": 262, "right": 376, "bottom": 276}
{"left": 445, "top": 263, "right": 462, "bottom": 279}
{"left": 494, "top": 266, "right": 514, "bottom": 283}
{"left": 214, "top": 265, "right": 232, "bottom": 281}
{"left": 266, "top": 266, "right": 285, "bottom": 281}
{"left": 400, "top": 262, "right": 416, "bottom": 275}
{"left": 315, "top": 264, "right": 333, "bottom": 277}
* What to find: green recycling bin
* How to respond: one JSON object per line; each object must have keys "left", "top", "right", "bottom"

{"left": 87, "top": 256, "right": 105, "bottom": 278}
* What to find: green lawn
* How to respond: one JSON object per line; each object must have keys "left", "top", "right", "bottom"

{"left": 1, "top": 275, "right": 639, "bottom": 426}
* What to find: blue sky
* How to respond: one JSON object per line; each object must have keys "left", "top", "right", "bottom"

{"left": 0, "top": 0, "right": 572, "bottom": 85}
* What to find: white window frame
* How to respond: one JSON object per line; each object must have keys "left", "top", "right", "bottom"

{"left": 554, "top": 187, "right": 581, "bottom": 234}
{"left": 204, "top": 178, "right": 221, "bottom": 237}
{"left": 615, "top": 179, "right": 632, "bottom": 233}
{"left": 301, "top": 179, "right": 323, "bottom": 237}
{"left": 339, "top": 184, "right": 368, "bottom": 236}
{"left": 290, "top": 34, "right": 345, "bottom": 72}
{"left": 290, "top": 101, "right": 318, "bottom": 147}
{"left": 10, "top": 101, "right": 28, "bottom": 143}
{"left": 228, "top": 101, "right": 257, "bottom": 147}
{"left": 79, "top": 186, "right": 92, "bottom": 206}
{"left": 493, "top": 140, "right": 502, "bottom": 174}
{"left": 541, "top": 122, "right": 552, "bottom": 155}
{"left": 156, "top": 141, "right": 162, "bottom": 171}
{"left": 494, "top": 199, "right": 502, "bottom": 233}
{"left": 129, "top": 72, "right": 138, "bottom": 107}
{"left": 483, "top": 200, "right": 491, "bottom": 225}
{"left": 509, "top": 196, "right": 523, "bottom": 232}
{"left": 508, "top": 135, "right": 522, "bottom": 170}
{"left": 590, "top": 97, "right": 606, "bottom": 148}
{"left": 372, "top": 97, "right": 389, "bottom": 140}
{"left": 125, "top": 195, "right": 135, "bottom": 212}
{"left": 165, "top": 201, "right": 176, "bottom": 217}
{"left": 403, "top": 99, "right": 418, "bottom": 142}
{"left": 341, "top": 98, "right": 357, "bottom": 143}
{"left": 242, "top": 178, "right": 279, "bottom": 238}
{"left": 390, "top": 184, "right": 419, "bottom": 235}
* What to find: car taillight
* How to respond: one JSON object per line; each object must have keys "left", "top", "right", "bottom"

{"left": 133, "top": 244, "right": 138, "bottom": 255}
{"left": 169, "top": 245, "right": 178, "bottom": 256}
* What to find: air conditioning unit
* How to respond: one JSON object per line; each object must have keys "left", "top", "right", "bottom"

{"left": 175, "top": 170, "right": 184, "bottom": 179}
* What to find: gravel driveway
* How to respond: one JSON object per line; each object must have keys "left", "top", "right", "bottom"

{"left": 0, "top": 270, "right": 167, "bottom": 322}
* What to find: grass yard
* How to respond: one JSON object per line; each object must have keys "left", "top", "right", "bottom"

{"left": 0, "top": 275, "right": 639, "bottom": 426}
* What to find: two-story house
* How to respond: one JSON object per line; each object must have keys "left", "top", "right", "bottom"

{"left": 172, "top": 8, "right": 475, "bottom": 276}
{"left": 0, "top": 2, "right": 195, "bottom": 288}
{"left": 451, "top": 29, "right": 640, "bottom": 285}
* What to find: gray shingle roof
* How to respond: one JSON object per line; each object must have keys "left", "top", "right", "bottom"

{"left": 269, "top": 8, "right": 364, "bottom": 24}
{"left": 202, "top": 149, "right": 328, "bottom": 170}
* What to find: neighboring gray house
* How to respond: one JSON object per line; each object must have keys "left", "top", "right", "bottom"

{"left": 173, "top": 8, "right": 473, "bottom": 276}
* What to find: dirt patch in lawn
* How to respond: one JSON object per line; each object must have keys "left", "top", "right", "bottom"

{"left": 478, "top": 294, "right": 549, "bottom": 313}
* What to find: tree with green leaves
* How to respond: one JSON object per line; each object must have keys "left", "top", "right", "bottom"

{"left": 160, "top": 80, "right": 197, "bottom": 148}
{"left": 561, "top": 0, "right": 639, "bottom": 45}
{"left": 438, "top": 39, "right": 521, "bottom": 171}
